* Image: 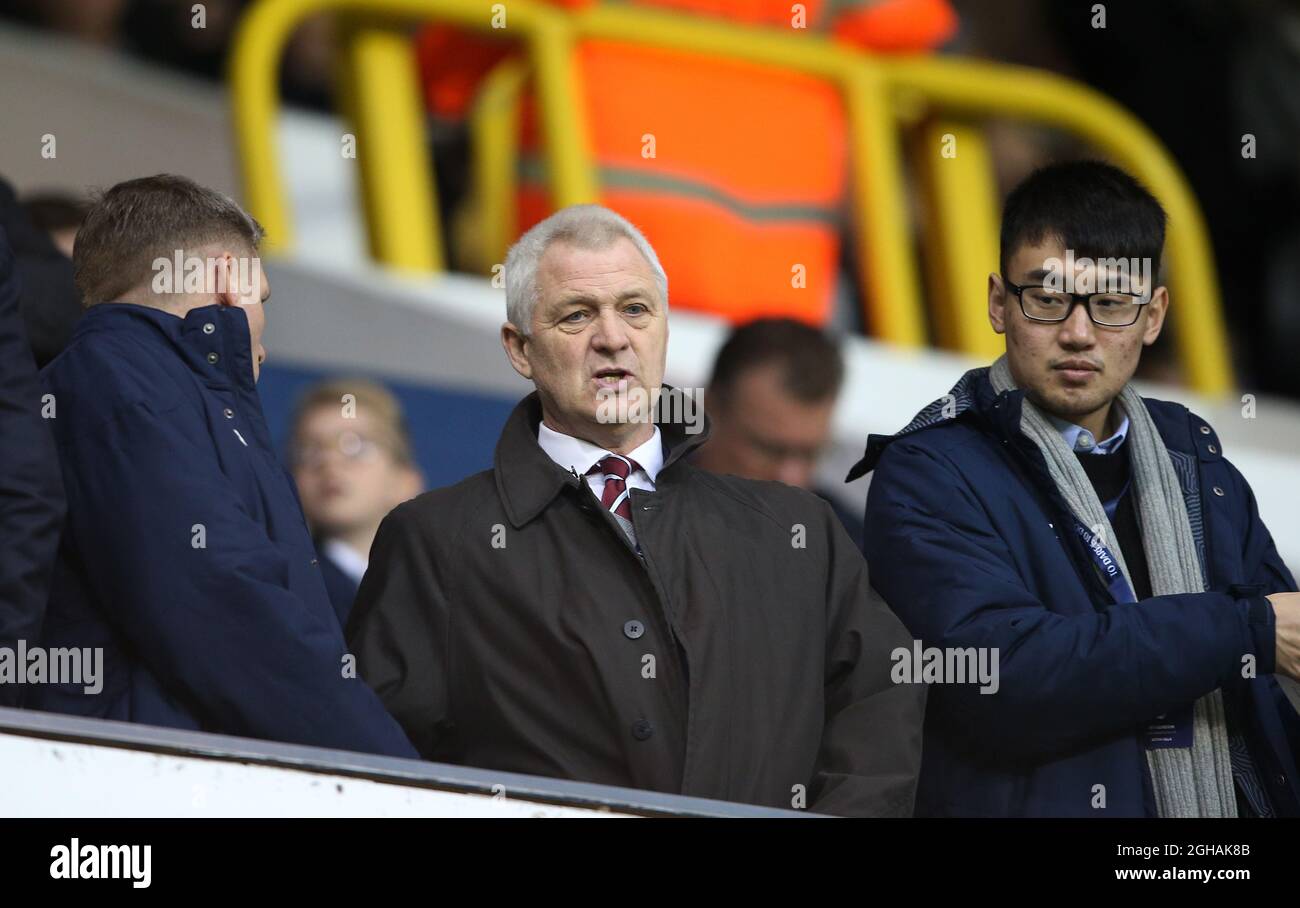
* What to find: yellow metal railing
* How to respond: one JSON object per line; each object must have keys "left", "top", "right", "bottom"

{"left": 229, "top": 0, "right": 1233, "bottom": 394}
{"left": 334, "top": 17, "right": 444, "bottom": 271}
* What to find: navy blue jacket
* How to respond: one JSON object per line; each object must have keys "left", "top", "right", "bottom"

{"left": 850, "top": 367, "right": 1300, "bottom": 817}
{"left": 33, "top": 302, "right": 417, "bottom": 758}
{"left": 0, "top": 225, "right": 65, "bottom": 707}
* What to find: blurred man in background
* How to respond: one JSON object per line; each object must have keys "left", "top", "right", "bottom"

{"left": 694, "top": 317, "right": 863, "bottom": 549}
{"left": 350, "top": 204, "right": 923, "bottom": 816}
{"left": 289, "top": 378, "right": 423, "bottom": 627}
{"left": 0, "top": 177, "right": 82, "bottom": 368}
{"left": 853, "top": 161, "right": 1300, "bottom": 817}
{"left": 32, "top": 174, "right": 416, "bottom": 758}
{"left": 22, "top": 191, "right": 87, "bottom": 260}
{"left": 0, "top": 224, "right": 65, "bottom": 708}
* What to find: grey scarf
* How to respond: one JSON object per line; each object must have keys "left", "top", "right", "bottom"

{"left": 990, "top": 356, "right": 1236, "bottom": 817}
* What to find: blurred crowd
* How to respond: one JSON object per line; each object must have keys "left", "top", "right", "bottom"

{"left": 0, "top": 0, "right": 336, "bottom": 107}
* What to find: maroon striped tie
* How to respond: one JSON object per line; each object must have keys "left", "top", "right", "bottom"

{"left": 590, "top": 455, "right": 640, "bottom": 520}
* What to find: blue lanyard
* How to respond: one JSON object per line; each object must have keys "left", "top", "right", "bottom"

{"left": 1071, "top": 519, "right": 1137, "bottom": 604}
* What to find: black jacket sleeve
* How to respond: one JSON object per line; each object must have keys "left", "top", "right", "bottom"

{"left": 0, "top": 224, "right": 65, "bottom": 707}
{"left": 0, "top": 178, "right": 80, "bottom": 368}
{"left": 347, "top": 500, "right": 453, "bottom": 758}
{"left": 810, "top": 500, "right": 926, "bottom": 817}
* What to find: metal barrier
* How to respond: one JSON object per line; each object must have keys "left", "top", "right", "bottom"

{"left": 0, "top": 707, "right": 810, "bottom": 817}
{"left": 229, "top": 0, "right": 1232, "bottom": 393}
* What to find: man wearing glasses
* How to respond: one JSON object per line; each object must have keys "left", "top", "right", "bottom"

{"left": 849, "top": 161, "right": 1300, "bottom": 816}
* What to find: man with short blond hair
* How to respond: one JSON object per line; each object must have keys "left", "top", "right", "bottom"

{"left": 32, "top": 175, "right": 416, "bottom": 758}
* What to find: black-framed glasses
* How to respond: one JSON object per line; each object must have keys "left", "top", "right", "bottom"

{"left": 1003, "top": 278, "right": 1151, "bottom": 327}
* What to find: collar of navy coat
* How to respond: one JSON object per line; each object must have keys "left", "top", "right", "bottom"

{"left": 67, "top": 301, "right": 272, "bottom": 450}
{"left": 845, "top": 366, "right": 996, "bottom": 482}
{"left": 493, "top": 388, "right": 712, "bottom": 529}
{"left": 74, "top": 301, "right": 258, "bottom": 391}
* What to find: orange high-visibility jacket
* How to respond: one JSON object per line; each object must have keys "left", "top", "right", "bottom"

{"left": 417, "top": 0, "right": 956, "bottom": 326}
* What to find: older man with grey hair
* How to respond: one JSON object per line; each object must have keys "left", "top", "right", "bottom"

{"left": 348, "top": 205, "right": 924, "bottom": 815}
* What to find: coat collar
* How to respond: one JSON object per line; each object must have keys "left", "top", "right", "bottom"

{"left": 75, "top": 301, "right": 257, "bottom": 392}
{"left": 846, "top": 366, "right": 1008, "bottom": 481}
{"left": 494, "top": 388, "right": 710, "bottom": 528}
{"left": 845, "top": 362, "right": 1201, "bottom": 479}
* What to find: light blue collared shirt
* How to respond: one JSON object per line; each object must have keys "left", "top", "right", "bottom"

{"left": 1047, "top": 412, "right": 1130, "bottom": 455}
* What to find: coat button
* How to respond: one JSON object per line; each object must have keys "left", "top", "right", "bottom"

{"left": 1199, "top": 425, "right": 1211, "bottom": 435}
{"left": 1213, "top": 486, "right": 1225, "bottom": 497}
{"left": 631, "top": 719, "right": 653, "bottom": 741}
{"left": 1207, "top": 444, "right": 1218, "bottom": 455}
{"left": 623, "top": 620, "right": 644, "bottom": 640}
{"left": 223, "top": 408, "right": 234, "bottom": 419}
{"left": 207, "top": 352, "right": 219, "bottom": 364}
{"left": 202, "top": 323, "right": 215, "bottom": 334}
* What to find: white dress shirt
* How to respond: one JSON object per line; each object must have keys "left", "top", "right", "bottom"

{"left": 322, "top": 537, "right": 368, "bottom": 586}
{"left": 537, "top": 423, "right": 664, "bottom": 499}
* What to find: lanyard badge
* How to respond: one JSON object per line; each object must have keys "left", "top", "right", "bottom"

{"left": 1071, "top": 519, "right": 1136, "bottom": 605}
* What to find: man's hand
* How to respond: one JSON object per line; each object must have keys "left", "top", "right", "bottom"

{"left": 1266, "top": 592, "right": 1300, "bottom": 680}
